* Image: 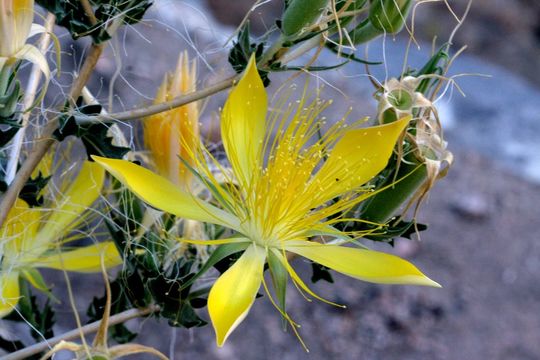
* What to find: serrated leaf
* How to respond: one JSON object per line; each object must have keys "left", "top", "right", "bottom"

{"left": 80, "top": 122, "right": 130, "bottom": 159}
{"left": 18, "top": 172, "right": 50, "bottom": 207}
{"left": 53, "top": 102, "right": 130, "bottom": 159}
{"left": 0, "top": 336, "right": 26, "bottom": 356}
{"left": 228, "top": 22, "right": 269, "bottom": 86}
{"left": 36, "top": 0, "right": 153, "bottom": 43}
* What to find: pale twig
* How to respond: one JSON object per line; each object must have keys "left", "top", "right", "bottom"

{"left": 76, "top": 74, "right": 239, "bottom": 124}
{"left": 4, "top": 13, "right": 56, "bottom": 185}
{"left": 3, "top": 305, "right": 160, "bottom": 360}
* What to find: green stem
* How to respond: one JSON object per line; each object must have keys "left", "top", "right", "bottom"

{"left": 362, "top": 161, "right": 427, "bottom": 224}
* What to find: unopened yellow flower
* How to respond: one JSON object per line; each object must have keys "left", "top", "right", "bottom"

{"left": 0, "top": 162, "right": 122, "bottom": 317}
{"left": 0, "top": 0, "right": 33, "bottom": 57}
{"left": 144, "top": 51, "right": 199, "bottom": 190}
{"left": 93, "top": 56, "right": 439, "bottom": 347}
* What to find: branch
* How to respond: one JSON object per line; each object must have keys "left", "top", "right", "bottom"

{"left": 0, "top": 43, "right": 104, "bottom": 229}
{"left": 77, "top": 31, "right": 328, "bottom": 125}
{"left": 76, "top": 74, "right": 240, "bottom": 124}
{"left": 3, "top": 305, "right": 160, "bottom": 360}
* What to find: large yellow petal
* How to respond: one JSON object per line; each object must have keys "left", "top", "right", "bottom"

{"left": 92, "top": 156, "right": 239, "bottom": 229}
{"left": 208, "top": 244, "right": 266, "bottom": 346}
{"left": 0, "top": 271, "right": 20, "bottom": 318}
{"left": 33, "top": 241, "right": 122, "bottom": 272}
{"left": 35, "top": 161, "right": 104, "bottom": 251}
{"left": 285, "top": 240, "right": 440, "bottom": 287}
{"left": 221, "top": 55, "right": 267, "bottom": 186}
{"left": 1, "top": 198, "right": 40, "bottom": 261}
{"left": 309, "top": 116, "right": 410, "bottom": 203}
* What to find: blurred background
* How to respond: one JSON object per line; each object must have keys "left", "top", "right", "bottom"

{"left": 7, "top": 1, "right": 540, "bottom": 359}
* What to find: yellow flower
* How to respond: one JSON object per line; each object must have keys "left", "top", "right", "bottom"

{"left": 144, "top": 51, "right": 199, "bottom": 190}
{"left": 92, "top": 56, "right": 439, "bottom": 347}
{"left": 0, "top": 162, "right": 122, "bottom": 318}
{"left": 0, "top": 0, "right": 51, "bottom": 95}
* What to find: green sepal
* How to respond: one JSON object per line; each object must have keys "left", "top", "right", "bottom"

{"left": 20, "top": 268, "right": 49, "bottom": 293}
{"left": 267, "top": 250, "right": 288, "bottom": 329}
{"left": 361, "top": 162, "right": 427, "bottom": 224}
{"left": 179, "top": 242, "right": 251, "bottom": 291}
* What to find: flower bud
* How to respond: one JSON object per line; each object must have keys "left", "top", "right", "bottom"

{"left": 368, "top": 0, "right": 413, "bottom": 34}
{"left": 281, "top": 0, "right": 329, "bottom": 36}
{"left": 348, "top": 18, "right": 384, "bottom": 44}
{"left": 334, "top": 0, "right": 368, "bottom": 28}
{"left": 144, "top": 52, "right": 199, "bottom": 190}
{"left": 0, "top": 0, "right": 34, "bottom": 57}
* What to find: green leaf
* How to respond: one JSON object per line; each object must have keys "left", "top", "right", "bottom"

{"left": 54, "top": 102, "right": 130, "bottom": 159}
{"left": 19, "top": 172, "right": 50, "bottom": 207}
{"left": 271, "top": 60, "right": 350, "bottom": 72}
{"left": 21, "top": 268, "right": 49, "bottom": 293}
{"left": 0, "top": 336, "right": 27, "bottom": 357}
{"left": 36, "top": 0, "right": 153, "bottom": 43}
{"left": 80, "top": 122, "right": 130, "bottom": 159}
{"left": 0, "top": 171, "right": 51, "bottom": 207}
{"left": 325, "top": 42, "right": 383, "bottom": 65}
{"left": 414, "top": 44, "right": 450, "bottom": 94}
